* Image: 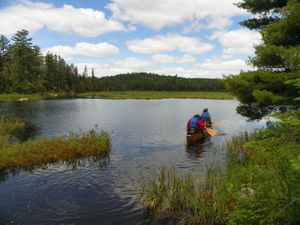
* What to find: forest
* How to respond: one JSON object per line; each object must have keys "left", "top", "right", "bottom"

{"left": 0, "top": 30, "right": 224, "bottom": 94}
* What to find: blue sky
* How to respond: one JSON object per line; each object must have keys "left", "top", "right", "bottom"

{"left": 0, "top": 0, "right": 261, "bottom": 78}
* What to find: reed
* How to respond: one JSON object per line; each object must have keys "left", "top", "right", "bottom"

{"left": 141, "top": 110, "right": 300, "bottom": 224}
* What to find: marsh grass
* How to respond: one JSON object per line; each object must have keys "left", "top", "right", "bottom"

{"left": 141, "top": 110, "right": 300, "bottom": 224}
{"left": 0, "top": 92, "right": 75, "bottom": 102}
{"left": 142, "top": 163, "right": 229, "bottom": 224}
{"left": 0, "top": 91, "right": 233, "bottom": 102}
{"left": 0, "top": 116, "right": 111, "bottom": 171}
{"left": 77, "top": 91, "right": 234, "bottom": 100}
{"left": 0, "top": 129, "right": 111, "bottom": 170}
{"left": 0, "top": 116, "right": 26, "bottom": 137}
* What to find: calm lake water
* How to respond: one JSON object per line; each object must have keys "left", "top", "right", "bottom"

{"left": 0, "top": 99, "right": 266, "bottom": 225}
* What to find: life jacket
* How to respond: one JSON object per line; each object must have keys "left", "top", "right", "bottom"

{"left": 201, "top": 112, "right": 209, "bottom": 122}
{"left": 189, "top": 117, "right": 198, "bottom": 128}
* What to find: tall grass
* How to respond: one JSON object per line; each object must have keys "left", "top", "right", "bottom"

{"left": 0, "top": 116, "right": 26, "bottom": 137}
{"left": 0, "top": 129, "right": 111, "bottom": 170}
{"left": 141, "top": 110, "right": 300, "bottom": 224}
{"left": 0, "top": 116, "right": 111, "bottom": 171}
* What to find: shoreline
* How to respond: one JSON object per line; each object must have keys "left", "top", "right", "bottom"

{"left": 0, "top": 91, "right": 233, "bottom": 102}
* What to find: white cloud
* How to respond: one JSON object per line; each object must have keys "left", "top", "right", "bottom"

{"left": 0, "top": 1, "right": 126, "bottom": 37}
{"left": 176, "top": 54, "right": 196, "bottom": 64}
{"left": 107, "top": 0, "right": 248, "bottom": 30}
{"left": 127, "top": 34, "right": 214, "bottom": 55}
{"left": 195, "top": 57, "right": 252, "bottom": 75}
{"left": 114, "top": 57, "right": 154, "bottom": 69}
{"left": 42, "top": 42, "right": 119, "bottom": 59}
{"left": 152, "top": 54, "right": 196, "bottom": 64}
{"left": 76, "top": 57, "right": 154, "bottom": 75}
{"left": 152, "top": 54, "right": 175, "bottom": 64}
{"left": 76, "top": 55, "right": 253, "bottom": 78}
{"left": 218, "top": 29, "right": 262, "bottom": 56}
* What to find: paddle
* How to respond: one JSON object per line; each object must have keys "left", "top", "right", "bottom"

{"left": 212, "top": 121, "right": 222, "bottom": 126}
{"left": 206, "top": 127, "right": 217, "bottom": 136}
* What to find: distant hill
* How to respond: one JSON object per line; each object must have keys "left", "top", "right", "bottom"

{"left": 94, "top": 72, "right": 224, "bottom": 92}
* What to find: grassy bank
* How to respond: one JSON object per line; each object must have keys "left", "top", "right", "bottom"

{"left": 141, "top": 110, "right": 300, "bottom": 224}
{"left": 77, "top": 91, "right": 234, "bottom": 100}
{"left": 0, "top": 91, "right": 233, "bottom": 102}
{"left": 0, "top": 92, "right": 75, "bottom": 102}
{"left": 0, "top": 117, "right": 111, "bottom": 171}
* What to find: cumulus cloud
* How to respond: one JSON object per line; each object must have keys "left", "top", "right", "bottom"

{"left": 76, "top": 56, "right": 253, "bottom": 78}
{"left": 218, "top": 29, "right": 262, "bottom": 56}
{"left": 0, "top": 1, "right": 126, "bottom": 37}
{"left": 42, "top": 42, "right": 119, "bottom": 59}
{"left": 76, "top": 57, "right": 154, "bottom": 75}
{"left": 114, "top": 57, "right": 154, "bottom": 68}
{"left": 152, "top": 54, "right": 196, "bottom": 64}
{"left": 127, "top": 34, "right": 214, "bottom": 55}
{"left": 107, "top": 0, "right": 248, "bottom": 30}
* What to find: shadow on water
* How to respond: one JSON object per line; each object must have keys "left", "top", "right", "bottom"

{"left": 185, "top": 137, "right": 214, "bottom": 159}
{"left": 0, "top": 155, "right": 110, "bottom": 182}
{"left": 15, "top": 123, "right": 40, "bottom": 142}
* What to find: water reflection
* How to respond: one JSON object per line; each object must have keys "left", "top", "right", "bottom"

{"left": 186, "top": 139, "right": 213, "bottom": 160}
{"left": 236, "top": 103, "right": 294, "bottom": 121}
{"left": 0, "top": 156, "right": 110, "bottom": 182}
{"left": 0, "top": 99, "right": 265, "bottom": 225}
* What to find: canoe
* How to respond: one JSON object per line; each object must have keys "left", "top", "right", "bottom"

{"left": 186, "top": 130, "right": 208, "bottom": 145}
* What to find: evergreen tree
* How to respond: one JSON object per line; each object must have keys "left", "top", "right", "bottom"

{"left": 0, "top": 35, "right": 10, "bottom": 93}
{"left": 91, "top": 68, "right": 97, "bottom": 91}
{"left": 7, "top": 30, "right": 43, "bottom": 93}
{"left": 225, "top": 0, "right": 300, "bottom": 115}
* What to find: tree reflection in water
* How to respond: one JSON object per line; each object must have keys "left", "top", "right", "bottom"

{"left": 236, "top": 103, "right": 295, "bottom": 121}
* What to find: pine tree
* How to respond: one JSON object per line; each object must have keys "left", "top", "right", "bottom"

{"left": 225, "top": 0, "right": 300, "bottom": 110}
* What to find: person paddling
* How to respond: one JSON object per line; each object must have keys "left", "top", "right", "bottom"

{"left": 186, "top": 114, "right": 206, "bottom": 135}
{"left": 201, "top": 108, "right": 212, "bottom": 126}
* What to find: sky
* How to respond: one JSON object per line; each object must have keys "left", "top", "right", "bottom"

{"left": 0, "top": 0, "right": 261, "bottom": 78}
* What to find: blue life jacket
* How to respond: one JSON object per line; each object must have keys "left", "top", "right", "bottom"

{"left": 201, "top": 112, "right": 209, "bottom": 122}
{"left": 189, "top": 117, "right": 198, "bottom": 128}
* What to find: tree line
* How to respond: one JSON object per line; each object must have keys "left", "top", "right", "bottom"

{"left": 0, "top": 30, "right": 224, "bottom": 94}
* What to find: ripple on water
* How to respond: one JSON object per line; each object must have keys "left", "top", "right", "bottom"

{"left": 0, "top": 99, "right": 266, "bottom": 225}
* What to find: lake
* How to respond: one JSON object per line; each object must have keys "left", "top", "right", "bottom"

{"left": 0, "top": 99, "right": 265, "bottom": 225}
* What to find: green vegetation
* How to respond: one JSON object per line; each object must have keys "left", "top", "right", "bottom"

{"left": 0, "top": 91, "right": 233, "bottom": 101}
{"left": 0, "top": 92, "right": 77, "bottom": 102}
{"left": 0, "top": 30, "right": 224, "bottom": 94}
{"left": 0, "top": 116, "right": 26, "bottom": 137}
{"left": 141, "top": 1, "right": 300, "bottom": 223}
{"left": 0, "top": 117, "right": 111, "bottom": 170}
{"left": 77, "top": 91, "right": 233, "bottom": 100}
{"left": 224, "top": 0, "right": 300, "bottom": 119}
{"left": 141, "top": 110, "right": 300, "bottom": 224}
{"left": 93, "top": 73, "right": 224, "bottom": 91}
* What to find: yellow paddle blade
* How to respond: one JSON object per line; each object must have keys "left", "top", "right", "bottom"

{"left": 206, "top": 128, "right": 217, "bottom": 136}
{"left": 212, "top": 121, "right": 222, "bottom": 126}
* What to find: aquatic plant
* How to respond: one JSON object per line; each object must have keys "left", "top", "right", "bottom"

{"left": 141, "top": 109, "right": 300, "bottom": 224}
{"left": 0, "top": 116, "right": 26, "bottom": 137}
{"left": 0, "top": 129, "right": 111, "bottom": 170}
